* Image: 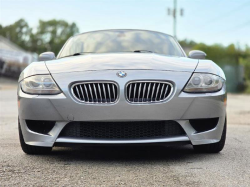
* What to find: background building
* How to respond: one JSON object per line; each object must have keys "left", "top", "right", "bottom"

{"left": 0, "top": 36, "right": 37, "bottom": 77}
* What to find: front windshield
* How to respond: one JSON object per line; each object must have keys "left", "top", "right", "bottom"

{"left": 58, "top": 30, "right": 185, "bottom": 58}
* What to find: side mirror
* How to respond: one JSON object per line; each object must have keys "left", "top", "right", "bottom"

{"left": 188, "top": 50, "right": 206, "bottom": 59}
{"left": 38, "top": 52, "right": 55, "bottom": 61}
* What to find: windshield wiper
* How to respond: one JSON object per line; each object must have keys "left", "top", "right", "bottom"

{"left": 60, "top": 50, "right": 156, "bottom": 59}
{"left": 133, "top": 50, "right": 155, "bottom": 53}
{"left": 60, "top": 52, "right": 95, "bottom": 59}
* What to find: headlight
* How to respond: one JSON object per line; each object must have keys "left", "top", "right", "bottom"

{"left": 184, "top": 73, "right": 225, "bottom": 93}
{"left": 20, "top": 75, "right": 61, "bottom": 95}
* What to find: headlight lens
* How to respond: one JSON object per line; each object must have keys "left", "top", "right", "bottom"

{"left": 20, "top": 75, "right": 61, "bottom": 94}
{"left": 184, "top": 73, "right": 224, "bottom": 93}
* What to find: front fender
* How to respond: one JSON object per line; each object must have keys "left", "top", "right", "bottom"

{"left": 195, "top": 60, "right": 226, "bottom": 80}
{"left": 18, "top": 61, "right": 50, "bottom": 82}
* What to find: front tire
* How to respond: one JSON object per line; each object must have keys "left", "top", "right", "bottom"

{"left": 193, "top": 117, "right": 227, "bottom": 153}
{"left": 19, "top": 121, "right": 52, "bottom": 155}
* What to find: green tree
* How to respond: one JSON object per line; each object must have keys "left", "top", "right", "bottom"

{"left": 239, "top": 45, "right": 250, "bottom": 80}
{"left": 0, "top": 19, "right": 32, "bottom": 51}
{"left": 0, "top": 19, "right": 79, "bottom": 55}
{"left": 33, "top": 19, "right": 79, "bottom": 55}
{"left": 179, "top": 39, "right": 197, "bottom": 50}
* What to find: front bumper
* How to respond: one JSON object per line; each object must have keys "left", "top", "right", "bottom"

{"left": 18, "top": 117, "right": 226, "bottom": 147}
{"left": 18, "top": 70, "right": 226, "bottom": 147}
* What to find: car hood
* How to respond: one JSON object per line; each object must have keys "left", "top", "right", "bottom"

{"left": 46, "top": 53, "right": 198, "bottom": 74}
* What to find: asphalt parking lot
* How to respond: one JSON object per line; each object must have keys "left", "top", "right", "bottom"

{"left": 0, "top": 78, "right": 250, "bottom": 186}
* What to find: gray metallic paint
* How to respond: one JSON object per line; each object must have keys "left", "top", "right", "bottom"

{"left": 195, "top": 59, "right": 226, "bottom": 80}
{"left": 46, "top": 53, "right": 198, "bottom": 74}
{"left": 188, "top": 50, "right": 206, "bottom": 59}
{"left": 18, "top": 61, "right": 49, "bottom": 82}
{"left": 18, "top": 53, "right": 226, "bottom": 147}
{"left": 38, "top": 52, "right": 56, "bottom": 61}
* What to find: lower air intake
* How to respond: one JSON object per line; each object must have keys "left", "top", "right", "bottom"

{"left": 26, "top": 120, "right": 55, "bottom": 135}
{"left": 189, "top": 118, "right": 219, "bottom": 133}
{"left": 59, "top": 121, "right": 186, "bottom": 140}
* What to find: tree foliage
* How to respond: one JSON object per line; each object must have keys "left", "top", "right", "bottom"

{"left": 239, "top": 46, "right": 250, "bottom": 80}
{"left": 33, "top": 20, "right": 79, "bottom": 54}
{"left": 0, "top": 19, "right": 79, "bottom": 55}
{"left": 0, "top": 19, "right": 32, "bottom": 51}
{"left": 179, "top": 39, "right": 248, "bottom": 66}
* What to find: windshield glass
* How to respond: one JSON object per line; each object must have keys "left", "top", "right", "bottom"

{"left": 58, "top": 30, "right": 185, "bottom": 58}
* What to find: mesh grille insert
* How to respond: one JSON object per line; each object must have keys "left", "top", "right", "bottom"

{"left": 59, "top": 121, "right": 186, "bottom": 140}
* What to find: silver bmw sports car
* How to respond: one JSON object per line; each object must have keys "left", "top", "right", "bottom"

{"left": 18, "top": 29, "right": 227, "bottom": 154}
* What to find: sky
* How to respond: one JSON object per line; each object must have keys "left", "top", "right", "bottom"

{"left": 0, "top": 0, "right": 250, "bottom": 47}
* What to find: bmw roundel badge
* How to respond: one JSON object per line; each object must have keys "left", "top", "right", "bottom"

{"left": 117, "top": 71, "right": 127, "bottom": 78}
